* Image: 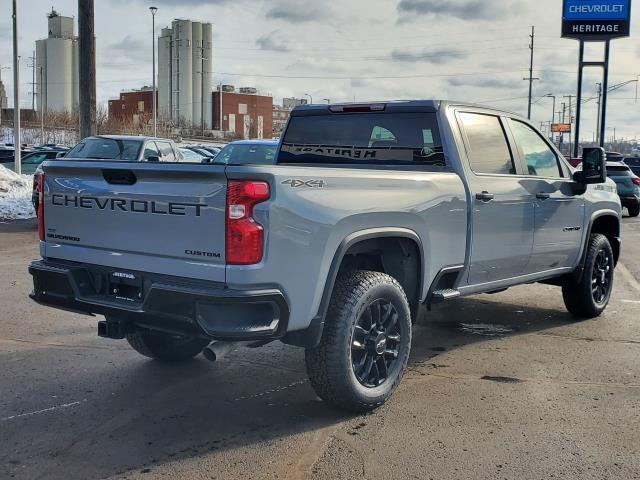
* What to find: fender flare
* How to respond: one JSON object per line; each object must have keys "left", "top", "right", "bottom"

{"left": 574, "top": 209, "right": 621, "bottom": 281}
{"left": 282, "top": 227, "right": 424, "bottom": 349}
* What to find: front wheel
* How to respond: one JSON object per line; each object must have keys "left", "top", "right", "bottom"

{"left": 562, "top": 233, "right": 614, "bottom": 318}
{"left": 126, "top": 330, "right": 210, "bottom": 362}
{"left": 305, "top": 270, "right": 412, "bottom": 412}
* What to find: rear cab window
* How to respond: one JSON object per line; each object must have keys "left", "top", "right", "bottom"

{"left": 278, "top": 109, "right": 445, "bottom": 167}
{"left": 458, "top": 112, "right": 515, "bottom": 175}
{"left": 607, "top": 165, "right": 633, "bottom": 177}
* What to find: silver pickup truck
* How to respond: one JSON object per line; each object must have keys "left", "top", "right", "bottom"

{"left": 29, "top": 101, "right": 621, "bottom": 412}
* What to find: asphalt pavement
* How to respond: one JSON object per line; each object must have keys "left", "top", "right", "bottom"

{"left": 1, "top": 215, "right": 639, "bottom": 480}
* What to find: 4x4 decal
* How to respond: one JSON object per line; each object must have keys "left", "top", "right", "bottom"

{"left": 281, "top": 179, "right": 326, "bottom": 188}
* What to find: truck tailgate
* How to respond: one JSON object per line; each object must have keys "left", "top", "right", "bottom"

{"left": 41, "top": 161, "right": 227, "bottom": 282}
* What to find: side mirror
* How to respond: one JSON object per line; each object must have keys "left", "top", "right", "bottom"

{"left": 574, "top": 147, "right": 606, "bottom": 184}
{"left": 147, "top": 155, "right": 160, "bottom": 162}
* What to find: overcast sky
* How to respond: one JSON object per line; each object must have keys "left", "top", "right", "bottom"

{"left": 1, "top": 0, "right": 639, "bottom": 140}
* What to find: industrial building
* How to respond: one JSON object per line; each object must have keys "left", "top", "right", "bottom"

{"left": 108, "top": 87, "right": 156, "bottom": 126}
{"left": 273, "top": 98, "right": 308, "bottom": 135}
{"left": 158, "top": 19, "right": 213, "bottom": 128}
{"left": 0, "top": 79, "right": 7, "bottom": 111}
{"left": 212, "top": 86, "right": 273, "bottom": 139}
{"left": 35, "top": 9, "right": 79, "bottom": 114}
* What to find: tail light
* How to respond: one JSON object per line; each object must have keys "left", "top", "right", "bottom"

{"left": 632, "top": 177, "right": 640, "bottom": 186}
{"left": 226, "top": 180, "right": 270, "bottom": 265}
{"left": 37, "top": 173, "right": 45, "bottom": 241}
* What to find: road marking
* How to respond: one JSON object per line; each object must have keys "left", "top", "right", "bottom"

{"left": 232, "top": 379, "right": 307, "bottom": 402}
{"left": 621, "top": 299, "right": 640, "bottom": 304}
{"left": 1, "top": 399, "right": 86, "bottom": 421}
{"left": 617, "top": 262, "right": 640, "bottom": 294}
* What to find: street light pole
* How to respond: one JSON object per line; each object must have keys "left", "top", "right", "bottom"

{"left": 323, "top": 98, "right": 330, "bottom": 104}
{"left": 12, "top": 0, "right": 21, "bottom": 174}
{"left": 39, "top": 66, "right": 44, "bottom": 144}
{"left": 149, "top": 6, "right": 158, "bottom": 137}
{"left": 304, "top": 93, "right": 313, "bottom": 104}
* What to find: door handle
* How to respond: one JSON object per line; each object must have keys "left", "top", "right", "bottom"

{"left": 475, "top": 191, "right": 494, "bottom": 202}
{"left": 536, "top": 192, "right": 550, "bottom": 200}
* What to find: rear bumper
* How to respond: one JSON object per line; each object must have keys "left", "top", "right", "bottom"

{"left": 28, "top": 259, "right": 289, "bottom": 341}
{"left": 619, "top": 194, "right": 640, "bottom": 208}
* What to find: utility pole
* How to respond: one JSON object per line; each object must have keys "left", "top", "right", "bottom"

{"left": 12, "top": 0, "right": 21, "bottom": 174}
{"left": 524, "top": 26, "right": 539, "bottom": 119}
{"left": 78, "top": 0, "right": 96, "bottom": 139}
{"left": 39, "top": 66, "right": 44, "bottom": 145}
{"left": 563, "top": 95, "right": 574, "bottom": 158}
{"left": 29, "top": 51, "right": 35, "bottom": 112}
{"left": 595, "top": 82, "right": 602, "bottom": 144}
{"left": 149, "top": 6, "right": 157, "bottom": 137}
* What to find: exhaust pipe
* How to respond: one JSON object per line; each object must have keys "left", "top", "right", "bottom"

{"left": 202, "top": 341, "right": 237, "bottom": 362}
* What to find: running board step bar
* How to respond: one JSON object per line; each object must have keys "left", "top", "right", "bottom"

{"left": 430, "top": 288, "right": 461, "bottom": 303}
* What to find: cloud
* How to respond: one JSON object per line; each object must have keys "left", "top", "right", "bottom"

{"left": 256, "top": 31, "right": 291, "bottom": 52}
{"left": 391, "top": 48, "right": 467, "bottom": 65}
{"left": 103, "top": 35, "right": 149, "bottom": 63}
{"left": 397, "top": 0, "right": 523, "bottom": 22}
{"left": 448, "top": 76, "right": 523, "bottom": 89}
{"left": 266, "top": 1, "right": 331, "bottom": 22}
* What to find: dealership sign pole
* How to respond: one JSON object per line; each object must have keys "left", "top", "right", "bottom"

{"left": 562, "top": 0, "right": 631, "bottom": 157}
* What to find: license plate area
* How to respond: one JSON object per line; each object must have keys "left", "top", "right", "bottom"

{"left": 108, "top": 271, "right": 143, "bottom": 302}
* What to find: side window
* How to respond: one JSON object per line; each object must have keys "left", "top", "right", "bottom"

{"left": 510, "top": 120, "right": 562, "bottom": 178}
{"left": 459, "top": 112, "right": 515, "bottom": 175}
{"left": 143, "top": 142, "right": 159, "bottom": 160}
{"left": 157, "top": 142, "right": 176, "bottom": 161}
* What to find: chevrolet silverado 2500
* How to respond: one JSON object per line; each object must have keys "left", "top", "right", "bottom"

{"left": 29, "top": 101, "right": 621, "bottom": 412}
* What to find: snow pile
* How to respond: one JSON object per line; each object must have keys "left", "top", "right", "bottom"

{"left": 0, "top": 164, "right": 36, "bottom": 220}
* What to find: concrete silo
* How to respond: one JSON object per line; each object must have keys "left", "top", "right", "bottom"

{"left": 35, "top": 9, "right": 79, "bottom": 114}
{"left": 172, "top": 19, "right": 193, "bottom": 125}
{"left": 157, "top": 18, "right": 213, "bottom": 128}
{"left": 202, "top": 23, "right": 213, "bottom": 129}
{"left": 191, "top": 21, "right": 202, "bottom": 127}
{"left": 158, "top": 27, "right": 173, "bottom": 120}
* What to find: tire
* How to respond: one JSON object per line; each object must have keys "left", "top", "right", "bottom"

{"left": 562, "top": 233, "right": 614, "bottom": 318}
{"left": 305, "top": 270, "right": 412, "bottom": 412}
{"left": 126, "top": 330, "right": 210, "bottom": 362}
{"left": 628, "top": 204, "right": 640, "bottom": 217}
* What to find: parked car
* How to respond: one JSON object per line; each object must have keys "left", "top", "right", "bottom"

{"left": 30, "top": 100, "right": 621, "bottom": 412}
{"left": 183, "top": 145, "right": 214, "bottom": 158}
{"left": 606, "top": 162, "right": 640, "bottom": 217}
{"left": 212, "top": 139, "right": 278, "bottom": 165}
{"left": 178, "top": 147, "right": 208, "bottom": 163}
{"left": 0, "top": 146, "right": 35, "bottom": 163}
{"left": 195, "top": 145, "right": 222, "bottom": 157}
{"left": 623, "top": 156, "right": 640, "bottom": 177}
{"left": 5, "top": 150, "right": 60, "bottom": 175}
{"left": 64, "top": 135, "right": 182, "bottom": 162}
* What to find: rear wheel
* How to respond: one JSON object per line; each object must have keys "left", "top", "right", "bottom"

{"left": 305, "top": 270, "right": 412, "bottom": 412}
{"left": 562, "top": 233, "right": 614, "bottom": 318}
{"left": 628, "top": 203, "right": 640, "bottom": 217}
{"left": 126, "top": 330, "right": 210, "bottom": 362}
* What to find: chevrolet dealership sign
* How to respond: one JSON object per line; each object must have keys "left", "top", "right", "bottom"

{"left": 562, "top": 0, "right": 632, "bottom": 39}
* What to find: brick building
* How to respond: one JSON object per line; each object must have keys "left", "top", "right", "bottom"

{"left": 108, "top": 87, "right": 156, "bottom": 126}
{"left": 212, "top": 87, "right": 273, "bottom": 139}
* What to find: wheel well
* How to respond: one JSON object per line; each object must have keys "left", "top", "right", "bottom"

{"left": 590, "top": 215, "right": 620, "bottom": 264}
{"left": 337, "top": 237, "right": 421, "bottom": 311}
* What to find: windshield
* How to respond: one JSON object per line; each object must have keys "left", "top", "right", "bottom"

{"left": 279, "top": 112, "right": 444, "bottom": 166}
{"left": 214, "top": 143, "right": 277, "bottom": 165}
{"left": 66, "top": 138, "right": 141, "bottom": 161}
{"left": 179, "top": 148, "right": 205, "bottom": 162}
